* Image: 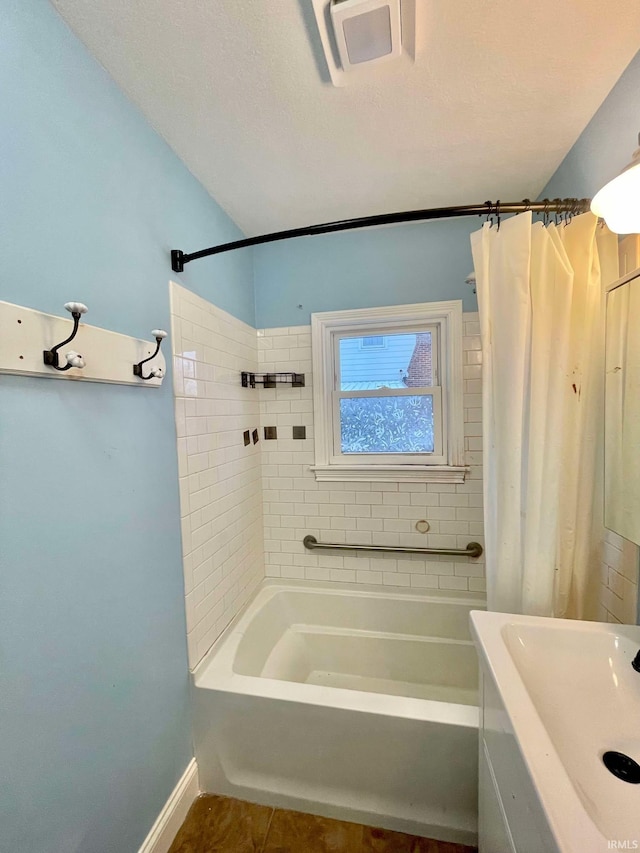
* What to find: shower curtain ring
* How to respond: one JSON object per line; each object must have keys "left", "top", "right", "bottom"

{"left": 484, "top": 200, "right": 493, "bottom": 228}
{"left": 566, "top": 198, "right": 576, "bottom": 225}
{"left": 563, "top": 202, "right": 572, "bottom": 226}
{"left": 495, "top": 200, "right": 501, "bottom": 231}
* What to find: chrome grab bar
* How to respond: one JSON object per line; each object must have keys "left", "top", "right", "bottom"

{"left": 303, "top": 535, "right": 483, "bottom": 559}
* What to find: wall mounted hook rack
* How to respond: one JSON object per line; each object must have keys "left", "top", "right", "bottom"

{"left": 241, "top": 371, "right": 305, "bottom": 389}
{"left": 43, "top": 302, "right": 88, "bottom": 371}
{"left": 133, "top": 330, "right": 167, "bottom": 380}
{"left": 1, "top": 299, "right": 165, "bottom": 387}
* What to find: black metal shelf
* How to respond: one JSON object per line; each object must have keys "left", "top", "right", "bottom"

{"left": 241, "top": 371, "right": 305, "bottom": 389}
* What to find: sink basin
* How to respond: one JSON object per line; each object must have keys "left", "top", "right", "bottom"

{"left": 471, "top": 611, "right": 640, "bottom": 851}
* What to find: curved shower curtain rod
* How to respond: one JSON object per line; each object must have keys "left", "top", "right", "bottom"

{"left": 170, "top": 197, "right": 592, "bottom": 272}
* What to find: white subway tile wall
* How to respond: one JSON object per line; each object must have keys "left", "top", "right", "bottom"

{"left": 257, "top": 315, "right": 486, "bottom": 593}
{"left": 170, "top": 283, "right": 264, "bottom": 668}
{"left": 599, "top": 527, "right": 639, "bottom": 623}
{"left": 167, "top": 288, "right": 637, "bottom": 666}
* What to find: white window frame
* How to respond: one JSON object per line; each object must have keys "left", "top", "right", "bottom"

{"left": 311, "top": 300, "right": 466, "bottom": 483}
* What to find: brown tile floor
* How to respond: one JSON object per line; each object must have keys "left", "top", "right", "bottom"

{"left": 168, "top": 794, "right": 477, "bottom": 853}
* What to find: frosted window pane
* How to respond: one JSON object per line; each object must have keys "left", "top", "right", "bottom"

{"left": 340, "top": 396, "right": 434, "bottom": 454}
{"left": 339, "top": 333, "right": 432, "bottom": 390}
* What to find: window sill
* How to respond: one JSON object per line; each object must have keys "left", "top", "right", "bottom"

{"left": 309, "top": 465, "right": 468, "bottom": 484}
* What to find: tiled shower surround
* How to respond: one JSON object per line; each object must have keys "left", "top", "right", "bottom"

{"left": 599, "top": 528, "right": 639, "bottom": 624}
{"left": 257, "top": 317, "right": 486, "bottom": 592}
{"left": 170, "top": 283, "right": 264, "bottom": 668}
{"left": 170, "top": 287, "right": 637, "bottom": 669}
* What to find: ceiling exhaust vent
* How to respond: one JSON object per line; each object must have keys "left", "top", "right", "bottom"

{"left": 311, "top": 0, "right": 417, "bottom": 87}
{"left": 330, "top": 0, "right": 402, "bottom": 71}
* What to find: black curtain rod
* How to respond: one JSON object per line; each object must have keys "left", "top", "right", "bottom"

{"left": 170, "top": 197, "right": 592, "bottom": 272}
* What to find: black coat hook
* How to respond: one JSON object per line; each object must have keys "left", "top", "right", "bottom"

{"left": 133, "top": 330, "right": 167, "bottom": 380}
{"left": 43, "top": 302, "right": 88, "bottom": 371}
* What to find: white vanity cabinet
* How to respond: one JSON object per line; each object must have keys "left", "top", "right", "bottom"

{"left": 472, "top": 610, "right": 640, "bottom": 853}
{"left": 477, "top": 662, "right": 560, "bottom": 853}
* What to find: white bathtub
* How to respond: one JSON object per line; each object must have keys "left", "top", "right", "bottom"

{"left": 193, "top": 580, "right": 483, "bottom": 846}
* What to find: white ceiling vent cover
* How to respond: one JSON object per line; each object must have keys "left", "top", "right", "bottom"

{"left": 331, "top": 0, "right": 402, "bottom": 70}
{"left": 312, "top": 0, "right": 416, "bottom": 87}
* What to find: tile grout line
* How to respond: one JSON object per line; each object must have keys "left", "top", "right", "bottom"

{"left": 259, "top": 807, "right": 276, "bottom": 853}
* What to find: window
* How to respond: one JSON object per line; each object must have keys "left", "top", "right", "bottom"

{"left": 311, "top": 301, "right": 465, "bottom": 482}
{"left": 337, "top": 329, "right": 440, "bottom": 456}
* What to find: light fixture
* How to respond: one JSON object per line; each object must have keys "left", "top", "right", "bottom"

{"left": 330, "top": 0, "right": 402, "bottom": 72}
{"left": 591, "top": 133, "right": 640, "bottom": 234}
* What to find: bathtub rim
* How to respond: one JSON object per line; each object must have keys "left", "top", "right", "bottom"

{"left": 193, "top": 579, "right": 484, "bottom": 728}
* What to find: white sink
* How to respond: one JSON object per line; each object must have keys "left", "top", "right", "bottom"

{"left": 471, "top": 611, "right": 640, "bottom": 852}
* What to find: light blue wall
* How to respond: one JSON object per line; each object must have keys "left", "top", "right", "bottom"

{"left": 0, "top": 3, "right": 253, "bottom": 852}
{"left": 254, "top": 51, "right": 640, "bottom": 330}
{"left": 254, "top": 218, "right": 479, "bottom": 328}
{"left": 541, "top": 50, "right": 640, "bottom": 200}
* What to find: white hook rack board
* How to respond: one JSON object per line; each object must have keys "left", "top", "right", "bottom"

{"left": 0, "top": 300, "right": 165, "bottom": 387}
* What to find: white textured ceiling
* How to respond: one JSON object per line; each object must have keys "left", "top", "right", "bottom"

{"left": 51, "top": 0, "right": 640, "bottom": 235}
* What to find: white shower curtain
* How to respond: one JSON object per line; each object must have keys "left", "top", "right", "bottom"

{"left": 471, "top": 212, "right": 618, "bottom": 617}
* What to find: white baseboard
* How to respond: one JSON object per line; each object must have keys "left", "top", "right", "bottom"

{"left": 138, "top": 758, "right": 200, "bottom": 853}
